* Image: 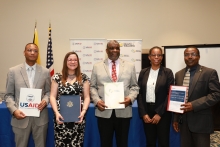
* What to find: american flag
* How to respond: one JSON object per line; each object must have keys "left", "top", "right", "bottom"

{"left": 46, "top": 26, "right": 54, "bottom": 77}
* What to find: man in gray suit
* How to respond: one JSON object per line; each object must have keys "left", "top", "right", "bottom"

{"left": 5, "top": 43, "right": 51, "bottom": 147}
{"left": 90, "top": 40, "right": 139, "bottom": 147}
{"left": 173, "top": 46, "right": 220, "bottom": 147}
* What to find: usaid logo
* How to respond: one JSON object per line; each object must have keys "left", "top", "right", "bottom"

{"left": 74, "top": 50, "right": 81, "bottom": 53}
{"left": 83, "top": 46, "right": 92, "bottom": 49}
{"left": 83, "top": 54, "right": 92, "bottom": 57}
{"left": 94, "top": 50, "right": 103, "bottom": 53}
{"left": 94, "top": 42, "right": 103, "bottom": 45}
{"left": 83, "top": 62, "right": 92, "bottom": 64}
{"left": 26, "top": 94, "right": 35, "bottom": 102}
{"left": 94, "top": 58, "right": 103, "bottom": 61}
{"left": 120, "top": 54, "right": 129, "bottom": 57}
{"left": 83, "top": 70, "right": 92, "bottom": 72}
{"left": 74, "top": 43, "right": 82, "bottom": 45}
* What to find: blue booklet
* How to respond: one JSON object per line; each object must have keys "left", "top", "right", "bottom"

{"left": 60, "top": 95, "right": 81, "bottom": 122}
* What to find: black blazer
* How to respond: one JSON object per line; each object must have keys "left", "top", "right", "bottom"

{"left": 173, "top": 65, "right": 220, "bottom": 133}
{"left": 137, "top": 66, "right": 174, "bottom": 117}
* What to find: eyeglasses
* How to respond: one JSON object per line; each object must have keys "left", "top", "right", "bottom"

{"left": 27, "top": 49, "right": 38, "bottom": 53}
{"left": 108, "top": 47, "right": 120, "bottom": 50}
{"left": 150, "top": 54, "right": 163, "bottom": 57}
{"left": 184, "top": 53, "right": 198, "bottom": 57}
{"left": 67, "top": 59, "right": 78, "bottom": 62}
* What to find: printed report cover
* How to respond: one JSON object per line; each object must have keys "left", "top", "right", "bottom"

{"left": 167, "top": 85, "right": 188, "bottom": 113}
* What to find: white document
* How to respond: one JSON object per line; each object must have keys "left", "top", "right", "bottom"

{"left": 167, "top": 85, "right": 188, "bottom": 113}
{"left": 104, "top": 82, "right": 125, "bottom": 109}
{"left": 19, "top": 88, "right": 42, "bottom": 117}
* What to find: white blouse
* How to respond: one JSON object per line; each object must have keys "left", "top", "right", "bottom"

{"left": 146, "top": 68, "right": 159, "bottom": 103}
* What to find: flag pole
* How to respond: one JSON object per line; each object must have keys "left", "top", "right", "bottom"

{"left": 35, "top": 20, "right": 37, "bottom": 28}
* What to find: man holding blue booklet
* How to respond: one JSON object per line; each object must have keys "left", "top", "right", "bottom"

{"left": 173, "top": 46, "right": 220, "bottom": 147}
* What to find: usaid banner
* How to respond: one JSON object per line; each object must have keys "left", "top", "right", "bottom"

{"left": 107, "top": 39, "right": 142, "bottom": 79}
{"left": 70, "top": 39, "right": 106, "bottom": 78}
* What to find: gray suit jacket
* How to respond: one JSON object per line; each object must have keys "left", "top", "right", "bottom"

{"left": 90, "top": 58, "right": 139, "bottom": 118}
{"left": 5, "top": 63, "right": 51, "bottom": 128}
{"left": 173, "top": 65, "right": 220, "bottom": 133}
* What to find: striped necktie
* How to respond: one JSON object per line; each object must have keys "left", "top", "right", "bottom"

{"left": 112, "top": 61, "right": 117, "bottom": 82}
{"left": 183, "top": 68, "right": 190, "bottom": 102}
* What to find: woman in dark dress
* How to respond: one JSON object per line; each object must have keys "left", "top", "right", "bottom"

{"left": 50, "top": 52, "right": 90, "bottom": 147}
{"left": 137, "top": 46, "right": 174, "bottom": 147}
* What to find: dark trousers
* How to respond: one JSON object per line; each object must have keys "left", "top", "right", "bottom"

{"left": 143, "top": 104, "right": 171, "bottom": 147}
{"left": 97, "top": 110, "right": 131, "bottom": 147}
{"left": 180, "top": 116, "right": 210, "bottom": 147}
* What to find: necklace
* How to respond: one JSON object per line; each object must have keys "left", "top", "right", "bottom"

{"left": 68, "top": 74, "right": 76, "bottom": 80}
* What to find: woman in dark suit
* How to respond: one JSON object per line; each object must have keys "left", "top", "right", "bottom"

{"left": 137, "top": 46, "right": 174, "bottom": 147}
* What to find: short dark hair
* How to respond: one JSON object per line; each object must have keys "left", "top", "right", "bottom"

{"left": 107, "top": 40, "right": 120, "bottom": 49}
{"left": 25, "top": 43, "right": 38, "bottom": 50}
{"left": 185, "top": 46, "right": 200, "bottom": 57}
{"left": 149, "top": 46, "right": 163, "bottom": 55}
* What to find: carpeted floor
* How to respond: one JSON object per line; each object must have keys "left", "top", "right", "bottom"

{"left": 210, "top": 131, "right": 220, "bottom": 147}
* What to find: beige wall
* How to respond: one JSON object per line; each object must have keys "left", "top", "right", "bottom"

{"left": 0, "top": 0, "right": 220, "bottom": 91}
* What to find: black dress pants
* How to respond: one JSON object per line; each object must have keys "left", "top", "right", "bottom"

{"left": 143, "top": 104, "right": 171, "bottom": 147}
{"left": 97, "top": 110, "right": 131, "bottom": 147}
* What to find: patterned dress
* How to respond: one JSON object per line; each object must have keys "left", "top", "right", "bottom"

{"left": 53, "top": 73, "right": 90, "bottom": 147}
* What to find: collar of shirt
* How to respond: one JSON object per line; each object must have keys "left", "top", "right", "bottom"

{"left": 25, "top": 63, "right": 36, "bottom": 71}
{"left": 107, "top": 58, "right": 119, "bottom": 65}
{"left": 186, "top": 64, "right": 199, "bottom": 73}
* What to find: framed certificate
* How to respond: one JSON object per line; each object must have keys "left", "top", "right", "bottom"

{"left": 104, "top": 82, "right": 125, "bottom": 109}
{"left": 19, "top": 88, "right": 42, "bottom": 117}
{"left": 60, "top": 95, "right": 81, "bottom": 122}
{"left": 167, "top": 85, "right": 188, "bottom": 113}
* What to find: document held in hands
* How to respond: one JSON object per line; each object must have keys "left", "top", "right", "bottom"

{"left": 104, "top": 82, "right": 125, "bottom": 109}
{"left": 167, "top": 85, "right": 188, "bottom": 113}
{"left": 60, "top": 95, "right": 81, "bottom": 122}
{"left": 19, "top": 88, "right": 42, "bottom": 117}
